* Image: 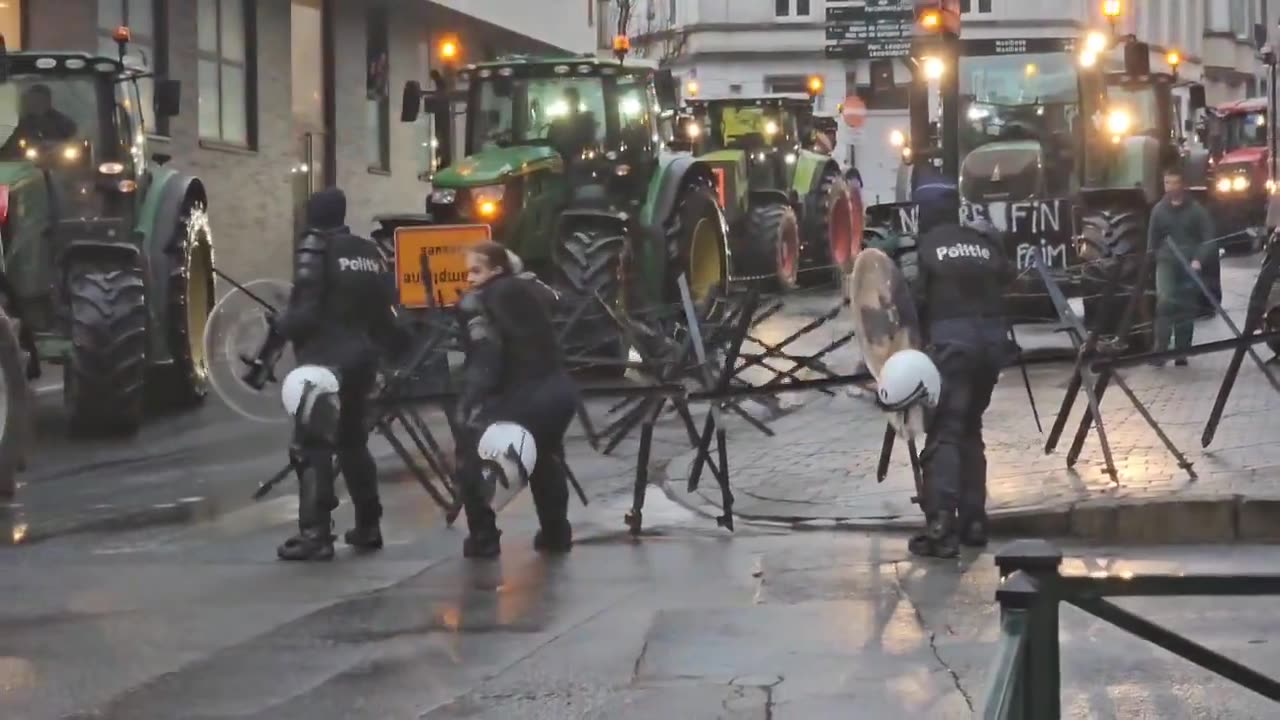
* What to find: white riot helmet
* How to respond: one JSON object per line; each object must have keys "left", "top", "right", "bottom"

{"left": 281, "top": 365, "right": 342, "bottom": 443}
{"left": 876, "top": 349, "right": 941, "bottom": 411}
{"left": 478, "top": 422, "right": 538, "bottom": 489}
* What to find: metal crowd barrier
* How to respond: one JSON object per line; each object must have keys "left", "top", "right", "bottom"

{"left": 980, "top": 539, "right": 1280, "bottom": 718}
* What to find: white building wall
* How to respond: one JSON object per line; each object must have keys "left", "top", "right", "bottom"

{"left": 626, "top": 0, "right": 1267, "bottom": 201}
{"left": 427, "top": 0, "right": 598, "bottom": 53}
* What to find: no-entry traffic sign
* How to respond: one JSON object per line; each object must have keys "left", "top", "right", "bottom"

{"left": 841, "top": 96, "right": 867, "bottom": 128}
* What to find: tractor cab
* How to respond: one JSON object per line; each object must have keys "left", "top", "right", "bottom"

{"left": 0, "top": 29, "right": 181, "bottom": 324}
{"left": 1207, "top": 96, "right": 1267, "bottom": 162}
{"left": 684, "top": 95, "right": 810, "bottom": 190}
{"left": 402, "top": 54, "right": 678, "bottom": 245}
{"left": 1083, "top": 65, "right": 1207, "bottom": 204}
{"left": 955, "top": 42, "right": 1083, "bottom": 202}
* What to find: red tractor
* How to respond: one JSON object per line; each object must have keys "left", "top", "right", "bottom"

{"left": 1207, "top": 96, "right": 1269, "bottom": 252}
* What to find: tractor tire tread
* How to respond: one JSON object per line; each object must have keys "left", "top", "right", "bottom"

{"left": 67, "top": 262, "right": 148, "bottom": 434}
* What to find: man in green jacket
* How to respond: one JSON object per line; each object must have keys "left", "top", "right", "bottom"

{"left": 1148, "top": 166, "right": 1214, "bottom": 366}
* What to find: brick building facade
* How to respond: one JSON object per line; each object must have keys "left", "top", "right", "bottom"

{"left": 9, "top": 0, "right": 574, "bottom": 281}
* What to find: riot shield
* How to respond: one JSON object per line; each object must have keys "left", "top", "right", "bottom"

{"left": 203, "top": 279, "right": 298, "bottom": 424}
{"left": 848, "top": 247, "right": 928, "bottom": 439}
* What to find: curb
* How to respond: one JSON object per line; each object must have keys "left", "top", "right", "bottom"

{"left": 656, "top": 461, "right": 1280, "bottom": 545}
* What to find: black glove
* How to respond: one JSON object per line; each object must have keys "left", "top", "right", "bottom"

{"left": 241, "top": 313, "right": 286, "bottom": 391}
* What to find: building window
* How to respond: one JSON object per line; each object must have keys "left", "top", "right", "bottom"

{"left": 855, "top": 59, "right": 908, "bottom": 110}
{"left": 767, "top": 76, "right": 809, "bottom": 94}
{"left": 367, "top": 8, "right": 390, "bottom": 172}
{"left": 729, "top": 83, "right": 743, "bottom": 95}
{"left": 198, "top": 0, "right": 253, "bottom": 147}
{"left": 962, "top": 0, "right": 992, "bottom": 12}
{"left": 99, "top": 0, "right": 167, "bottom": 136}
{"left": 776, "top": 0, "right": 809, "bottom": 17}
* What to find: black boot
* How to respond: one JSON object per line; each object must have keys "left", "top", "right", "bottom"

{"left": 344, "top": 505, "right": 383, "bottom": 550}
{"left": 534, "top": 520, "right": 573, "bottom": 554}
{"left": 960, "top": 515, "right": 988, "bottom": 548}
{"left": 278, "top": 527, "right": 335, "bottom": 561}
{"left": 908, "top": 513, "right": 959, "bottom": 559}
{"left": 463, "top": 528, "right": 502, "bottom": 559}
{"left": 344, "top": 525, "right": 383, "bottom": 550}
{"left": 278, "top": 465, "right": 336, "bottom": 561}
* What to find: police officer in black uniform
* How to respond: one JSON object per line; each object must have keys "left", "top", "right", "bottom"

{"left": 909, "top": 181, "right": 1014, "bottom": 558}
{"left": 246, "top": 188, "right": 407, "bottom": 561}
{"left": 453, "top": 242, "right": 579, "bottom": 559}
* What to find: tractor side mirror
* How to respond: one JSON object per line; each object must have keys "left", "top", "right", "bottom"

{"left": 655, "top": 69, "right": 678, "bottom": 110}
{"left": 1256, "top": 23, "right": 1268, "bottom": 50}
{"left": 1124, "top": 40, "right": 1151, "bottom": 76}
{"left": 1189, "top": 84, "right": 1206, "bottom": 112}
{"left": 401, "top": 81, "right": 423, "bottom": 122}
{"left": 155, "top": 79, "right": 181, "bottom": 117}
{"left": 1185, "top": 118, "right": 1195, "bottom": 133}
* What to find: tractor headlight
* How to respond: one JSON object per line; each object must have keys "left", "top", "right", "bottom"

{"left": 1217, "top": 177, "right": 1233, "bottom": 193}
{"left": 765, "top": 120, "right": 779, "bottom": 136}
{"left": 471, "top": 185, "right": 505, "bottom": 219}
{"left": 1232, "top": 175, "right": 1250, "bottom": 191}
{"left": 1105, "top": 109, "right": 1132, "bottom": 136}
{"left": 430, "top": 188, "right": 457, "bottom": 204}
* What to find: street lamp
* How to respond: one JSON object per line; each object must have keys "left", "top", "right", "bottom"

{"left": 1102, "top": 0, "right": 1122, "bottom": 34}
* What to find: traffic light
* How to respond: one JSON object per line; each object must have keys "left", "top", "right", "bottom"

{"left": 914, "top": 0, "right": 960, "bottom": 37}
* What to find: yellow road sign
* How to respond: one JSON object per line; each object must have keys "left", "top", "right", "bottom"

{"left": 394, "top": 224, "right": 491, "bottom": 308}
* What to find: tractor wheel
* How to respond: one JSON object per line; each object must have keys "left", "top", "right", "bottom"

{"left": 1078, "top": 209, "right": 1154, "bottom": 354}
{"left": 666, "top": 179, "right": 729, "bottom": 314}
{"left": 154, "top": 200, "right": 216, "bottom": 408}
{"left": 553, "top": 221, "right": 628, "bottom": 374}
{"left": 0, "top": 308, "right": 28, "bottom": 498}
{"left": 65, "top": 261, "right": 148, "bottom": 435}
{"left": 739, "top": 202, "right": 800, "bottom": 290}
{"left": 801, "top": 170, "right": 857, "bottom": 287}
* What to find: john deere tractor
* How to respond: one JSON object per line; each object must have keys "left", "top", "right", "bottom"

{"left": 394, "top": 47, "right": 731, "bottom": 364}
{"left": 681, "top": 94, "right": 857, "bottom": 288}
{"left": 0, "top": 31, "right": 216, "bottom": 436}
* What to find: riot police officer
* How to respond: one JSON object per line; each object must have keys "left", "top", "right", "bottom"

{"left": 909, "top": 181, "right": 1014, "bottom": 558}
{"left": 453, "top": 242, "right": 579, "bottom": 558}
{"left": 247, "top": 187, "right": 406, "bottom": 561}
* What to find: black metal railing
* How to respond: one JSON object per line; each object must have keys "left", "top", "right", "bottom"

{"left": 980, "top": 539, "right": 1280, "bottom": 719}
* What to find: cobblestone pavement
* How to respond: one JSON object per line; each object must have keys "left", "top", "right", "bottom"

{"left": 659, "top": 253, "right": 1280, "bottom": 541}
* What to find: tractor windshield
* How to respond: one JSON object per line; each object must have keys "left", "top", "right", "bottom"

{"left": 470, "top": 75, "right": 607, "bottom": 155}
{"left": 0, "top": 73, "right": 106, "bottom": 166}
{"left": 958, "top": 51, "right": 1080, "bottom": 160}
{"left": 1221, "top": 110, "right": 1267, "bottom": 151}
{"left": 1101, "top": 84, "right": 1163, "bottom": 138}
{"left": 702, "top": 104, "right": 798, "bottom": 151}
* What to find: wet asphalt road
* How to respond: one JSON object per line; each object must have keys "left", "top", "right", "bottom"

{"left": 2, "top": 255, "right": 1276, "bottom": 718}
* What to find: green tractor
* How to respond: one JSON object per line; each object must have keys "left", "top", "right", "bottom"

{"left": 394, "top": 51, "right": 731, "bottom": 362}
{"left": 680, "top": 94, "right": 858, "bottom": 288}
{"left": 0, "top": 32, "right": 216, "bottom": 435}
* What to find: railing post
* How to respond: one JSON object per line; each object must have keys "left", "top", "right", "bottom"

{"left": 991, "top": 571, "right": 1038, "bottom": 720}
{"left": 996, "top": 540, "right": 1064, "bottom": 720}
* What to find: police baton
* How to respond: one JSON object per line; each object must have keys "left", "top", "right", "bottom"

{"left": 1008, "top": 323, "right": 1043, "bottom": 433}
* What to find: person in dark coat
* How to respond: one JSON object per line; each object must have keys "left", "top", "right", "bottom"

{"left": 1148, "top": 166, "right": 1215, "bottom": 366}
{"left": 909, "top": 181, "right": 1015, "bottom": 557}
{"left": 453, "top": 242, "right": 580, "bottom": 558}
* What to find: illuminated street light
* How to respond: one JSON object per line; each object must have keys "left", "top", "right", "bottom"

{"left": 890, "top": 129, "right": 905, "bottom": 147}
{"left": 1102, "top": 0, "right": 1121, "bottom": 19}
